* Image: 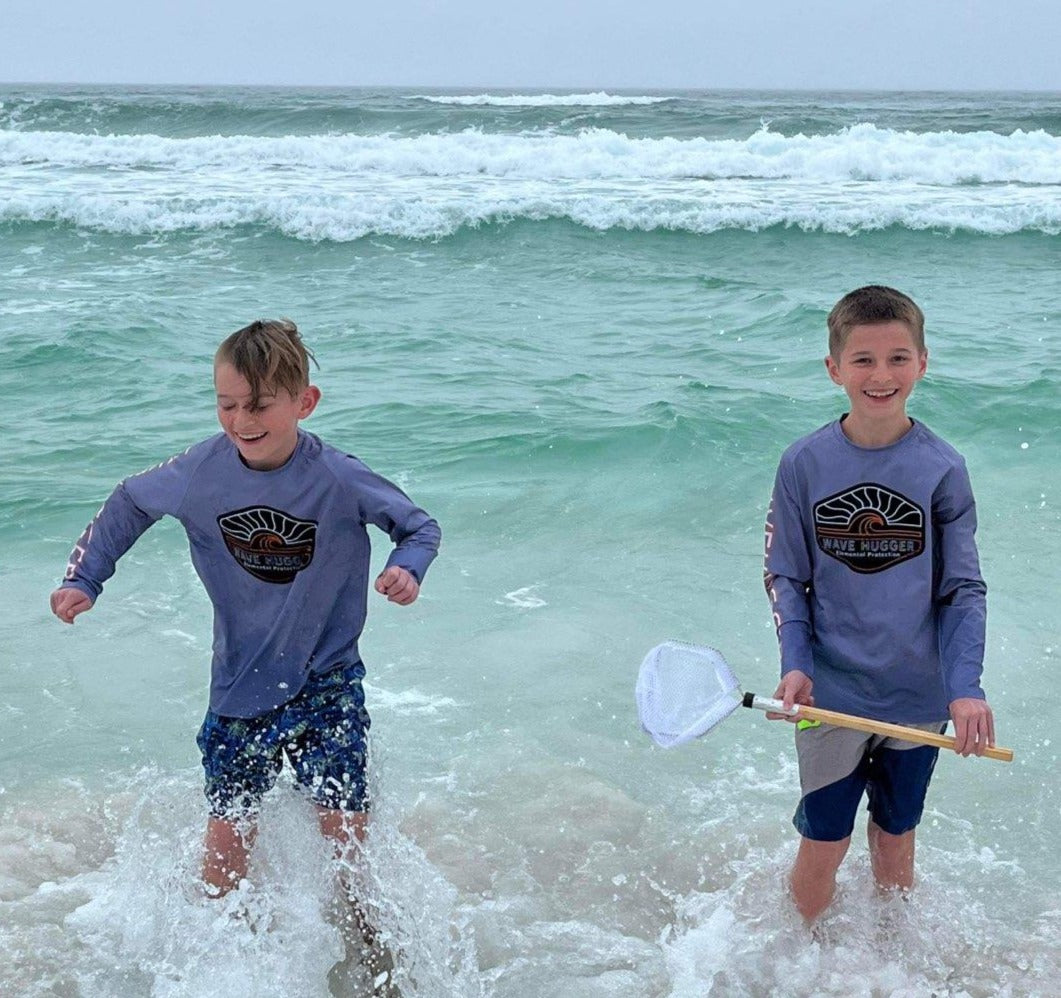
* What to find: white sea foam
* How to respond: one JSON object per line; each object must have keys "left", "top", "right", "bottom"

{"left": 496, "top": 585, "right": 548, "bottom": 608}
{"left": 660, "top": 850, "right": 1054, "bottom": 998}
{"left": 411, "top": 92, "right": 672, "bottom": 106}
{"left": 3, "top": 123, "right": 1059, "bottom": 183}
{"left": 4, "top": 180, "right": 1058, "bottom": 240}
{"left": 365, "top": 683, "right": 462, "bottom": 717}
{"left": 3, "top": 124, "right": 1059, "bottom": 238}
{"left": 0, "top": 770, "right": 480, "bottom": 997}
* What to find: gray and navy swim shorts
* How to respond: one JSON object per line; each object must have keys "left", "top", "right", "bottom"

{"left": 793, "top": 719, "right": 947, "bottom": 841}
{"left": 196, "top": 660, "right": 371, "bottom": 819}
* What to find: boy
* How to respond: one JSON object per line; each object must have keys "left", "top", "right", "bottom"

{"left": 763, "top": 286, "right": 995, "bottom": 923}
{"left": 50, "top": 319, "right": 441, "bottom": 901}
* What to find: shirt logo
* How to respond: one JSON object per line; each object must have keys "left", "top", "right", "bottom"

{"left": 813, "top": 483, "right": 925, "bottom": 574}
{"left": 217, "top": 506, "right": 317, "bottom": 584}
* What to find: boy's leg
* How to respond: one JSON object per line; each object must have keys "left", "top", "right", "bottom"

{"left": 285, "top": 662, "right": 371, "bottom": 829}
{"left": 317, "top": 807, "right": 374, "bottom": 941}
{"left": 282, "top": 661, "right": 372, "bottom": 889}
{"left": 317, "top": 806, "right": 368, "bottom": 854}
{"left": 203, "top": 816, "right": 257, "bottom": 896}
{"left": 863, "top": 727, "right": 944, "bottom": 894}
{"left": 283, "top": 664, "right": 383, "bottom": 969}
{"left": 791, "top": 835, "right": 851, "bottom": 922}
{"left": 196, "top": 708, "right": 283, "bottom": 896}
{"left": 318, "top": 805, "right": 399, "bottom": 995}
{"left": 867, "top": 820, "right": 915, "bottom": 892}
{"left": 790, "top": 722, "right": 874, "bottom": 922}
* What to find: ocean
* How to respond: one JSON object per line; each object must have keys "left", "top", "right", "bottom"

{"left": 0, "top": 85, "right": 1058, "bottom": 997}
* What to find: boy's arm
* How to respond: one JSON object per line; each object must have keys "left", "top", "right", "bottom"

{"left": 50, "top": 451, "right": 188, "bottom": 622}
{"left": 56, "top": 482, "right": 163, "bottom": 605}
{"left": 935, "top": 461, "right": 994, "bottom": 754}
{"left": 352, "top": 464, "right": 441, "bottom": 593}
{"left": 764, "top": 462, "right": 815, "bottom": 715}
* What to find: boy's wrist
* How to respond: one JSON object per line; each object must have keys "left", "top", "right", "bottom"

{"left": 59, "top": 579, "right": 99, "bottom": 601}
{"left": 947, "top": 690, "right": 986, "bottom": 707}
{"left": 384, "top": 562, "right": 421, "bottom": 584}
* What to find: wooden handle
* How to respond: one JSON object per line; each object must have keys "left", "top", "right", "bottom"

{"left": 798, "top": 705, "right": 1014, "bottom": 762}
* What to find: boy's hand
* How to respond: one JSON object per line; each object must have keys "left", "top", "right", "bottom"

{"left": 949, "top": 697, "right": 995, "bottom": 756}
{"left": 50, "top": 588, "right": 95, "bottom": 624}
{"left": 767, "top": 669, "right": 814, "bottom": 721}
{"left": 374, "top": 566, "right": 420, "bottom": 605}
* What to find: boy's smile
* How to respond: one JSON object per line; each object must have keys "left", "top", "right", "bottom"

{"left": 215, "top": 362, "right": 320, "bottom": 470}
{"left": 825, "top": 321, "right": 927, "bottom": 447}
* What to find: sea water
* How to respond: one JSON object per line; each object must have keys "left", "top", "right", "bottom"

{"left": 0, "top": 86, "right": 1058, "bottom": 997}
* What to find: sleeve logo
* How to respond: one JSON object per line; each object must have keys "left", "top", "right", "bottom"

{"left": 217, "top": 506, "right": 317, "bottom": 584}
{"left": 813, "top": 483, "right": 925, "bottom": 574}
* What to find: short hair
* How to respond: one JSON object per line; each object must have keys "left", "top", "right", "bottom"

{"left": 215, "top": 319, "right": 318, "bottom": 406}
{"left": 827, "top": 286, "right": 925, "bottom": 359}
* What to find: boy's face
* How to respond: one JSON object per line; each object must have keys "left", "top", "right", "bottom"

{"left": 825, "top": 321, "right": 927, "bottom": 427}
{"left": 214, "top": 362, "right": 320, "bottom": 471}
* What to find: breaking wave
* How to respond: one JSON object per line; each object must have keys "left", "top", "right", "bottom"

{"left": 2, "top": 124, "right": 1059, "bottom": 239}
{"left": 3, "top": 123, "right": 1059, "bottom": 183}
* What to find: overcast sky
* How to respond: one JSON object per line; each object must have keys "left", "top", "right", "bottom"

{"left": 4, "top": 0, "right": 1060, "bottom": 91}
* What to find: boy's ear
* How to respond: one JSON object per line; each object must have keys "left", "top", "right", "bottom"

{"left": 824, "top": 355, "right": 842, "bottom": 385}
{"left": 298, "top": 385, "right": 322, "bottom": 419}
{"left": 916, "top": 350, "right": 928, "bottom": 380}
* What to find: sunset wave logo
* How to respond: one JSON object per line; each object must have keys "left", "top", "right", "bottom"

{"left": 813, "top": 484, "right": 924, "bottom": 574}
{"left": 217, "top": 506, "right": 317, "bottom": 584}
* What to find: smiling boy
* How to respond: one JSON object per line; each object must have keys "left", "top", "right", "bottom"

{"left": 51, "top": 319, "right": 440, "bottom": 905}
{"left": 763, "top": 286, "right": 996, "bottom": 922}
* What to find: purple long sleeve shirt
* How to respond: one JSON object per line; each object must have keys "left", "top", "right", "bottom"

{"left": 61, "top": 430, "right": 441, "bottom": 718}
{"left": 764, "top": 418, "right": 986, "bottom": 723}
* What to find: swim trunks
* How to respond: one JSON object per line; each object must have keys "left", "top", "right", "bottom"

{"left": 196, "top": 660, "right": 370, "bottom": 818}
{"left": 793, "top": 720, "right": 947, "bottom": 841}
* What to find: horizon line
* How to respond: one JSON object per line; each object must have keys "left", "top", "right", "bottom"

{"left": 2, "top": 80, "right": 1060, "bottom": 96}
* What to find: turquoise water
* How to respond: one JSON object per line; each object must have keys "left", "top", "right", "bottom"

{"left": 1, "top": 86, "right": 1058, "bottom": 997}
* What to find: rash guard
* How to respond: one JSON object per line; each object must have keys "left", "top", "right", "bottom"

{"left": 61, "top": 430, "right": 441, "bottom": 718}
{"left": 764, "top": 418, "right": 986, "bottom": 724}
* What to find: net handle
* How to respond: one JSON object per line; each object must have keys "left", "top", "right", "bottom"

{"left": 743, "top": 694, "right": 1014, "bottom": 763}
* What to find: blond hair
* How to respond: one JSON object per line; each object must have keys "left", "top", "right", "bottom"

{"left": 215, "top": 319, "right": 318, "bottom": 407}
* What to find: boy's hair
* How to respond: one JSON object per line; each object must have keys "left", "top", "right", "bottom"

{"left": 827, "top": 286, "right": 925, "bottom": 359}
{"left": 215, "top": 319, "right": 318, "bottom": 406}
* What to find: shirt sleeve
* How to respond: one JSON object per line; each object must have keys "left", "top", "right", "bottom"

{"left": 352, "top": 464, "right": 441, "bottom": 584}
{"left": 61, "top": 483, "right": 163, "bottom": 601}
{"left": 764, "top": 458, "right": 814, "bottom": 678}
{"left": 934, "top": 460, "right": 987, "bottom": 702}
{"left": 60, "top": 450, "right": 196, "bottom": 602}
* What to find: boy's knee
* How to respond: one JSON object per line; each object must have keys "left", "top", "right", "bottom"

{"left": 868, "top": 821, "right": 916, "bottom": 888}
{"left": 790, "top": 835, "right": 850, "bottom": 921}
{"left": 868, "top": 821, "right": 915, "bottom": 855}
{"left": 795, "top": 834, "right": 851, "bottom": 873}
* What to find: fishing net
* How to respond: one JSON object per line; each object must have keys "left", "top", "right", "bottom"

{"left": 635, "top": 640, "right": 742, "bottom": 748}
{"left": 637, "top": 640, "right": 1015, "bottom": 761}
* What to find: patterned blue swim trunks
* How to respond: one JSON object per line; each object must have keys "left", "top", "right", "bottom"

{"left": 196, "top": 660, "right": 370, "bottom": 819}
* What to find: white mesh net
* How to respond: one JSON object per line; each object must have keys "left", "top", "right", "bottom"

{"left": 635, "top": 641, "right": 742, "bottom": 748}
